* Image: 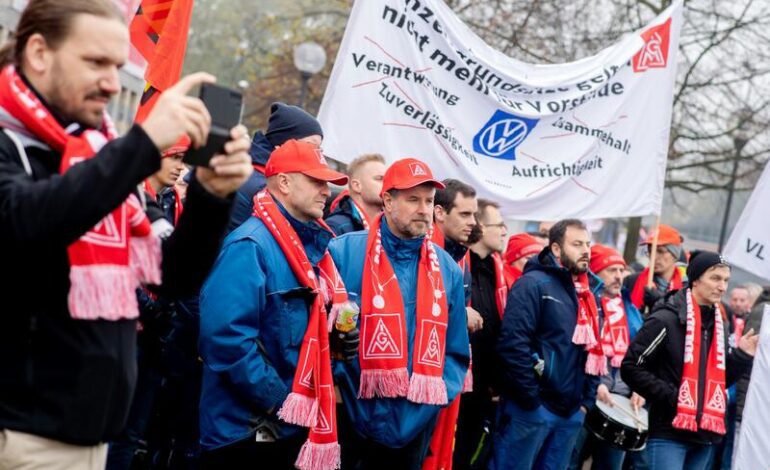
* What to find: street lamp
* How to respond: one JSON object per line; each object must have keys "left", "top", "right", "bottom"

{"left": 718, "top": 111, "right": 752, "bottom": 252}
{"left": 293, "top": 41, "right": 327, "bottom": 109}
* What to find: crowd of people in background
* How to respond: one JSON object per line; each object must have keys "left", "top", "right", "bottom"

{"left": 0, "top": 2, "right": 767, "bottom": 470}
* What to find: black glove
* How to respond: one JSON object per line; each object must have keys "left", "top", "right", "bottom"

{"left": 643, "top": 286, "right": 663, "bottom": 309}
{"left": 331, "top": 327, "right": 360, "bottom": 362}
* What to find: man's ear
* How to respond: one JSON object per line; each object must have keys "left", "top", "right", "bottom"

{"left": 23, "top": 33, "right": 51, "bottom": 75}
{"left": 276, "top": 173, "right": 292, "bottom": 196}
{"left": 434, "top": 205, "right": 446, "bottom": 223}
{"left": 350, "top": 178, "right": 362, "bottom": 195}
{"left": 381, "top": 191, "right": 393, "bottom": 211}
{"left": 550, "top": 242, "right": 561, "bottom": 258}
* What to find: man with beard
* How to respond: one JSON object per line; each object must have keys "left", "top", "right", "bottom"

{"left": 492, "top": 219, "right": 602, "bottom": 470}
{"left": 0, "top": 1, "right": 253, "bottom": 467}
{"left": 327, "top": 158, "right": 470, "bottom": 469}
{"left": 326, "top": 153, "right": 386, "bottom": 235}
{"left": 625, "top": 224, "right": 685, "bottom": 313}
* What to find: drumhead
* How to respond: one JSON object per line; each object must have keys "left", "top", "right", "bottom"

{"left": 595, "top": 393, "right": 649, "bottom": 430}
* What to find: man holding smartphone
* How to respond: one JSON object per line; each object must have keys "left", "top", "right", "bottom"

{"left": 0, "top": 1, "right": 252, "bottom": 467}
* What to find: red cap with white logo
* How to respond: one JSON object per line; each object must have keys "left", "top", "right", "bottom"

{"left": 380, "top": 158, "right": 445, "bottom": 196}
{"left": 264, "top": 139, "right": 348, "bottom": 185}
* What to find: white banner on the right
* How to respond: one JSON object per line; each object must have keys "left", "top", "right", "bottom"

{"left": 723, "top": 160, "right": 770, "bottom": 281}
{"left": 732, "top": 305, "right": 770, "bottom": 470}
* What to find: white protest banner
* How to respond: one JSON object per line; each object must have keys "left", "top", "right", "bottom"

{"left": 733, "top": 304, "right": 770, "bottom": 469}
{"left": 723, "top": 160, "right": 770, "bottom": 281}
{"left": 319, "top": 0, "right": 682, "bottom": 219}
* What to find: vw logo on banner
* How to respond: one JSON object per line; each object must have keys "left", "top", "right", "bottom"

{"left": 473, "top": 110, "right": 539, "bottom": 160}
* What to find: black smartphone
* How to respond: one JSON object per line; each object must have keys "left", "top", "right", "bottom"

{"left": 183, "top": 83, "right": 243, "bottom": 166}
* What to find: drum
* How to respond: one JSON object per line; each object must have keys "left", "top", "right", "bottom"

{"left": 585, "top": 393, "right": 649, "bottom": 451}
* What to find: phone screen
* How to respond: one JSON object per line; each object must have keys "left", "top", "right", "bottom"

{"left": 200, "top": 84, "right": 243, "bottom": 130}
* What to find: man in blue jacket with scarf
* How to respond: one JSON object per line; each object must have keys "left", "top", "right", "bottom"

{"left": 198, "top": 140, "right": 356, "bottom": 469}
{"left": 492, "top": 219, "right": 602, "bottom": 470}
{"left": 328, "top": 158, "right": 470, "bottom": 469}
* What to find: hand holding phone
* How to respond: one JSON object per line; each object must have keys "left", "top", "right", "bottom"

{"left": 183, "top": 83, "right": 244, "bottom": 166}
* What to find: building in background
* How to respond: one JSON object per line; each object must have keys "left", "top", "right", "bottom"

{"left": 0, "top": 0, "right": 146, "bottom": 134}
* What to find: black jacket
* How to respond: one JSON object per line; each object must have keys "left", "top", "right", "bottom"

{"left": 469, "top": 250, "right": 503, "bottom": 396}
{"left": 736, "top": 292, "right": 769, "bottom": 422}
{"left": 325, "top": 194, "right": 367, "bottom": 236}
{"left": 621, "top": 289, "right": 753, "bottom": 445}
{"left": 0, "top": 124, "right": 232, "bottom": 445}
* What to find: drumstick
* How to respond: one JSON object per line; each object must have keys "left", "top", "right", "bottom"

{"left": 613, "top": 403, "right": 647, "bottom": 427}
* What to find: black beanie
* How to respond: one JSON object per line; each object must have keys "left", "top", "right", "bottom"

{"left": 686, "top": 250, "right": 729, "bottom": 283}
{"left": 264, "top": 102, "right": 323, "bottom": 148}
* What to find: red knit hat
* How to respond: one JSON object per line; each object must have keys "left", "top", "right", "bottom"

{"left": 589, "top": 244, "right": 626, "bottom": 274}
{"left": 162, "top": 134, "right": 190, "bottom": 157}
{"left": 504, "top": 233, "right": 542, "bottom": 265}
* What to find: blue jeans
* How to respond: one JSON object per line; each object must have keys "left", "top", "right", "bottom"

{"left": 490, "top": 399, "right": 584, "bottom": 470}
{"left": 647, "top": 438, "right": 714, "bottom": 470}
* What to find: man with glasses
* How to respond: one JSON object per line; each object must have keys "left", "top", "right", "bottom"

{"left": 453, "top": 199, "right": 509, "bottom": 469}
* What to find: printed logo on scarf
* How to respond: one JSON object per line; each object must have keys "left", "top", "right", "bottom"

{"left": 81, "top": 206, "right": 127, "bottom": 248}
{"left": 678, "top": 379, "right": 696, "bottom": 410}
{"left": 705, "top": 381, "right": 726, "bottom": 412}
{"left": 315, "top": 385, "right": 335, "bottom": 435}
{"left": 363, "top": 314, "right": 403, "bottom": 359}
{"left": 298, "top": 338, "right": 318, "bottom": 389}
{"left": 417, "top": 320, "right": 447, "bottom": 368}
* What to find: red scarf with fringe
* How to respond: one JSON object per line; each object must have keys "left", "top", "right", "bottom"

{"left": 672, "top": 290, "right": 727, "bottom": 435}
{"left": 492, "top": 252, "right": 508, "bottom": 319}
{"left": 0, "top": 66, "right": 160, "bottom": 320}
{"left": 573, "top": 273, "right": 607, "bottom": 376}
{"left": 253, "top": 190, "right": 344, "bottom": 470}
{"left": 630, "top": 267, "right": 683, "bottom": 309}
{"left": 358, "top": 214, "right": 449, "bottom": 405}
{"left": 600, "top": 296, "right": 630, "bottom": 368}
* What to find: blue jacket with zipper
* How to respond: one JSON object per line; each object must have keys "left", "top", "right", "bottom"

{"left": 496, "top": 248, "right": 600, "bottom": 417}
{"left": 327, "top": 221, "right": 470, "bottom": 448}
{"left": 198, "top": 201, "right": 332, "bottom": 451}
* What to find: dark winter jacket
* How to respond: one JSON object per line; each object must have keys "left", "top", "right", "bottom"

{"left": 226, "top": 131, "right": 271, "bottom": 233}
{"left": 496, "top": 248, "right": 600, "bottom": 417}
{"left": 325, "top": 194, "right": 367, "bottom": 236}
{"left": 621, "top": 289, "right": 753, "bottom": 445}
{"left": 0, "top": 123, "right": 233, "bottom": 446}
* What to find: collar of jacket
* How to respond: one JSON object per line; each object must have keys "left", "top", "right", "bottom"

{"left": 381, "top": 215, "right": 425, "bottom": 261}
{"left": 274, "top": 197, "right": 332, "bottom": 265}
{"left": 443, "top": 235, "right": 469, "bottom": 263}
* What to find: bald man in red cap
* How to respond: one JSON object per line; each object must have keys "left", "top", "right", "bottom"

{"left": 327, "top": 158, "right": 470, "bottom": 469}
{"left": 503, "top": 233, "right": 543, "bottom": 287}
{"left": 198, "top": 139, "right": 357, "bottom": 469}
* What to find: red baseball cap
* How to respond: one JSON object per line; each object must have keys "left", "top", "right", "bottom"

{"left": 380, "top": 158, "right": 445, "bottom": 196}
{"left": 590, "top": 244, "right": 627, "bottom": 274}
{"left": 162, "top": 134, "right": 190, "bottom": 157}
{"left": 504, "top": 233, "right": 542, "bottom": 265}
{"left": 265, "top": 139, "right": 348, "bottom": 185}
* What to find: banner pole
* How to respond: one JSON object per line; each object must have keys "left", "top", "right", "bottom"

{"left": 647, "top": 215, "right": 661, "bottom": 288}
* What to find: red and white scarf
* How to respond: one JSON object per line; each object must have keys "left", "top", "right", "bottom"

{"left": 253, "top": 190, "right": 344, "bottom": 470}
{"left": 328, "top": 189, "right": 371, "bottom": 230}
{"left": 672, "top": 289, "right": 727, "bottom": 435}
{"left": 358, "top": 214, "right": 449, "bottom": 405}
{"left": 573, "top": 273, "right": 607, "bottom": 376}
{"left": 600, "top": 296, "right": 630, "bottom": 368}
{"left": 0, "top": 66, "right": 161, "bottom": 321}
{"left": 630, "top": 266, "right": 683, "bottom": 309}
{"left": 430, "top": 226, "right": 473, "bottom": 393}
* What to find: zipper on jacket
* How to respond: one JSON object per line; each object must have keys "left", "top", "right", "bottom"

{"left": 637, "top": 328, "right": 667, "bottom": 366}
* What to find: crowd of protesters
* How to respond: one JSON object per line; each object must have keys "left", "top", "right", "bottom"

{"left": 0, "top": 2, "right": 766, "bottom": 470}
